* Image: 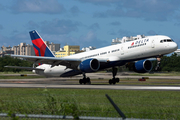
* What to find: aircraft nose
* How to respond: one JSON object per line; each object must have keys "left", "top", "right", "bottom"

{"left": 169, "top": 42, "right": 178, "bottom": 51}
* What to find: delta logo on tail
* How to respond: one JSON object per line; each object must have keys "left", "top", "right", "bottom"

{"left": 29, "top": 30, "right": 54, "bottom": 57}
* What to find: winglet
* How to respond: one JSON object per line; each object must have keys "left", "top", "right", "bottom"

{"left": 29, "top": 30, "right": 55, "bottom": 57}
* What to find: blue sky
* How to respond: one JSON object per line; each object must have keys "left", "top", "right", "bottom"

{"left": 0, "top": 0, "right": 180, "bottom": 49}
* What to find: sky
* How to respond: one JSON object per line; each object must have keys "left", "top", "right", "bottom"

{"left": 1, "top": 0, "right": 180, "bottom": 49}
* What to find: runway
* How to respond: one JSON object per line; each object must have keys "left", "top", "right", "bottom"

{"left": 0, "top": 73, "right": 180, "bottom": 90}
{"left": 0, "top": 83, "right": 180, "bottom": 91}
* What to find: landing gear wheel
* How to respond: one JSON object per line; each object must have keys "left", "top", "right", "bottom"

{"left": 109, "top": 67, "right": 120, "bottom": 85}
{"left": 109, "top": 78, "right": 120, "bottom": 85}
{"left": 115, "top": 78, "right": 119, "bottom": 83}
{"left": 112, "top": 79, "right": 116, "bottom": 85}
{"left": 86, "top": 77, "right": 91, "bottom": 84}
{"left": 83, "top": 78, "right": 86, "bottom": 84}
{"left": 79, "top": 79, "right": 83, "bottom": 84}
{"left": 79, "top": 74, "right": 91, "bottom": 85}
{"left": 109, "top": 79, "right": 112, "bottom": 84}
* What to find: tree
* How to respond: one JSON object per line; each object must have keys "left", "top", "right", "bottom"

{"left": 0, "top": 56, "right": 33, "bottom": 72}
{"left": 160, "top": 53, "right": 180, "bottom": 72}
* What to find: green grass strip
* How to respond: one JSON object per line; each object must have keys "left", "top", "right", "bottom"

{"left": 0, "top": 88, "right": 179, "bottom": 119}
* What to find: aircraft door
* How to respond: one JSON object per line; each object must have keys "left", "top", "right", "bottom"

{"left": 151, "top": 40, "right": 155, "bottom": 48}
{"left": 121, "top": 46, "right": 124, "bottom": 55}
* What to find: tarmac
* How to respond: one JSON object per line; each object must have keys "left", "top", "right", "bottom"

{"left": 0, "top": 72, "right": 180, "bottom": 90}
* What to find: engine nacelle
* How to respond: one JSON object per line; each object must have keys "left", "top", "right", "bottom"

{"left": 78, "top": 58, "right": 100, "bottom": 73}
{"left": 134, "top": 59, "right": 153, "bottom": 73}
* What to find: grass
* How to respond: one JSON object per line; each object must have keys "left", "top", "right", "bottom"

{"left": 0, "top": 71, "right": 180, "bottom": 119}
{"left": 0, "top": 88, "right": 180, "bottom": 119}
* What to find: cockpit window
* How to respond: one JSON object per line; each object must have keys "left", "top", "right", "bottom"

{"left": 167, "top": 39, "right": 172, "bottom": 42}
{"left": 160, "top": 39, "right": 173, "bottom": 43}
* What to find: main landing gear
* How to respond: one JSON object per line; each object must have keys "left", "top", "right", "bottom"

{"left": 79, "top": 73, "right": 91, "bottom": 84}
{"left": 79, "top": 67, "right": 120, "bottom": 85}
{"left": 109, "top": 67, "right": 120, "bottom": 85}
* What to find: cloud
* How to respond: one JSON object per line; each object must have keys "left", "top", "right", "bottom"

{"left": 26, "top": 19, "right": 82, "bottom": 35}
{"left": 0, "top": 25, "right": 3, "bottom": 30}
{"left": 77, "top": 0, "right": 119, "bottom": 6}
{"left": 117, "top": 29, "right": 137, "bottom": 37}
{"left": 26, "top": 21, "right": 40, "bottom": 30}
{"left": 107, "top": 30, "right": 117, "bottom": 35}
{"left": 10, "top": 32, "right": 30, "bottom": 44}
{"left": 11, "top": 0, "right": 66, "bottom": 14}
{"left": 70, "top": 6, "right": 80, "bottom": 16}
{"left": 24, "top": 20, "right": 108, "bottom": 47}
{"left": 0, "top": 3, "right": 5, "bottom": 10}
{"left": 0, "top": 31, "right": 30, "bottom": 47}
{"left": 92, "top": 0, "right": 179, "bottom": 21}
{"left": 0, "top": 34, "right": 11, "bottom": 46}
{"left": 88, "top": 23, "right": 100, "bottom": 31}
{"left": 110, "top": 21, "right": 121, "bottom": 26}
{"left": 39, "top": 19, "right": 81, "bottom": 35}
{"left": 79, "top": 31, "right": 108, "bottom": 47}
{"left": 40, "top": 31, "right": 108, "bottom": 48}
{"left": 147, "top": 30, "right": 157, "bottom": 35}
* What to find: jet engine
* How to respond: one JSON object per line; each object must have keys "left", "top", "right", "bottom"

{"left": 78, "top": 58, "right": 100, "bottom": 73}
{"left": 134, "top": 59, "right": 153, "bottom": 73}
{"left": 127, "top": 59, "right": 153, "bottom": 73}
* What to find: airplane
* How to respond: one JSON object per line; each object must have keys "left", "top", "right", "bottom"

{"left": 5, "top": 30, "right": 178, "bottom": 84}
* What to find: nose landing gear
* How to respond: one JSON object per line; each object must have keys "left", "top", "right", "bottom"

{"left": 155, "top": 56, "right": 162, "bottom": 71}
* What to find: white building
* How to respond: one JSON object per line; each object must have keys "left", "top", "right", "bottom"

{"left": 82, "top": 46, "right": 96, "bottom": 52}
{"left": 111, "top": 35, "right": 146, "bottom": 45}
{"left": 174, "top": 49, "right": 180, "bottom": 56}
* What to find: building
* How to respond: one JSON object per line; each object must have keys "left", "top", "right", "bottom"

{"left": 111, "top": 35, "right": 146, "bottom": 45}
{"left": 44, "top": 41, "right": 60, "bottom": 52}
{"left": 13, "top": 43, "right": 35, "bottom": 56}
{"left": 82, "top": 46, "right": 96, "bottom": 52}
{"left": 0, "top": 45, "right": 14, "bottom": 57}
{"left": 174, "top": 49, "right": 180, "bottom": 56}
{"left": 12, "top": 41, "right": 60, "bottom": 56}
{"left": 55, "top": 45, "right": 82, "bottom": 58}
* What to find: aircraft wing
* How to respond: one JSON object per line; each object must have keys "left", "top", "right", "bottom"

{"left": 9, "top": 54, "right": 109, "bottom": 69}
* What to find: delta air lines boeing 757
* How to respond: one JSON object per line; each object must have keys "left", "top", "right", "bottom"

{"left": 6, "top": 30, "right": 178, "bottom": 84}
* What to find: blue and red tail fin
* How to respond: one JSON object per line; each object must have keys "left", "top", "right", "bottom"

{"left": 29, "top": 30, "right": 55, "bottom": 57}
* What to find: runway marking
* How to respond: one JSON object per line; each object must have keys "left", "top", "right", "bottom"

{"left": 0, "top": 84, "right": 180, "bottom": 91}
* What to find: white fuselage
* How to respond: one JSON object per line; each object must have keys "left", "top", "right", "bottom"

{"left": 34, "top": 35, "right": 178, "bottom": 77}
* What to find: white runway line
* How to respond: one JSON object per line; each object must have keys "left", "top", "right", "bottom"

{"left": 0, "top": 84, "right": 180, "bottom": 91}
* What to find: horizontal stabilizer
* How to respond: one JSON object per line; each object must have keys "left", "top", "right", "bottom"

{"left": 4, "top": 66, "right": 44, "bottom": 71}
